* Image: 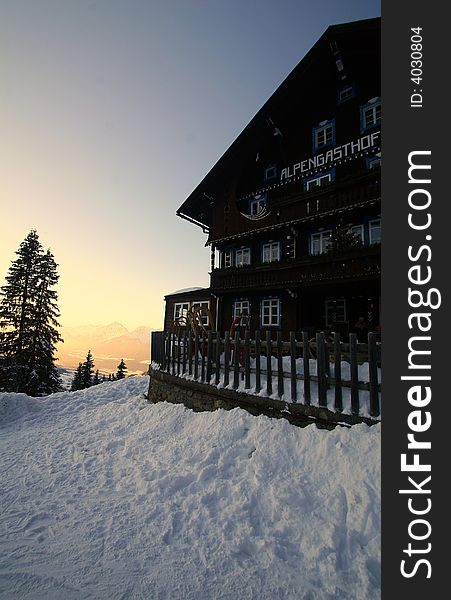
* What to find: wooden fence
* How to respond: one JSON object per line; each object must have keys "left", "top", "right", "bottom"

{"left": 150, "top": 330, "right": 381, "bottom": 418}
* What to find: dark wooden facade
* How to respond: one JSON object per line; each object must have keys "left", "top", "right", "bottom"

{"left": 166, "top": 18, "right": 381, "bottom": 339}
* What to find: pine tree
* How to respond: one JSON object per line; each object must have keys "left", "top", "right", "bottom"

{"left": 93, "top": 369, "right": 100, "bottom": 385}
{"left": 81, "top": 350, "right": 95, "bottom": 388}
{"left": 0, "top": 231, "right": 63, "bottom": 394}
{"left": 26, "top": 250, "right": 63, "bottom": 395}
{"left": 328, "top": 220, "right": 364, "bottom": 255}
{"left": 71, "top": 363, "right": 83, "bottom": 391}
{"left": 116, "top": 359, "right": 127, "bottom": 380}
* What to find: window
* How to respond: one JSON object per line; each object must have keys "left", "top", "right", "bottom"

{"left": 223, "top": 250, "right": 232, "bottom": 268}
{"left": 367, "top": 154, "right": 381, "bottom": 170}
{"left": 350, "top": 224, "right": 364, "bottom": 243}
{"left": 338, "top": 84, "right": 355, "bottom": 104}
{"left": 264, "top": 164, "right": 277, "bottom": 181}
{"left": 326, "top": 299, "right": 346, "bottom": 327}
{"left": 305, "top": 172, "right": 333, "bottom": 191}
{"left": 361, "top": 98, "right": 381, "bottom": 132}
{"left": 313, "top": 119, "right": 335, "bottom": 151}
{"left": 261, "top": 298, "right": 281, "bottom": 327}
{"left": 236, "top": 248, "right": 251, "bottom": 267}
{"left": 311, "top": 230, "right": 332, "bottom": 255}
{"left": 234, "top": 300, "right": 250, "bottom": 319}
{"left": 192, "top": 301, "right": 210, "bottom": 326}
{"left": 174, "top": 303, "right": 189, "bottom": 321}
{"left": 262, "top": 241, "right": 280, "bottom": 263}
{"left": 250, "top": 196, "right": 266, "bottom": 216}
{"left": 369, "top": 219, "right": 381, "bottom": 244}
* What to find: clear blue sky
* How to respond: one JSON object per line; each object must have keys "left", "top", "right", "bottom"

{"left": 0, "top": 0, "right": 380, "bottom": 329}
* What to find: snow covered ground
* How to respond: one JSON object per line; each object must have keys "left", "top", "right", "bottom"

{"left": 0, "top": 377, "right": 380, "bottom": 599}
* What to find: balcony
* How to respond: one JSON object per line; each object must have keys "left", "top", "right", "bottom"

{"left": 210, "top": 245, "right": 380, "bottom": 292}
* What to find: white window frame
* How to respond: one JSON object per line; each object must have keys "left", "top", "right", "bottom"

{"left": 325, "top": 299, "right": 347, "bottom": 327}
{"left": 338, "top": 84, "right": 354, "bottom": 103}
{"left": 311, "top": 230, "right": 332, "bottom": 255}
{"left": 314, "top": 124, "right": 334, "bottom": 149}
{"left": 264, "top": 164, "right": 277, "bottom": 181}
{"left": 223, "top": 250, "right": 232, "bottom": 268}
{"left": 367, "top": 154, "right": 381, "bottom": 170}
{"left": 262, "top": 241, "right": 280, "bottom": 263}
{"left": 233, "top": 300, "right": 250, "bottom": 319}
{"left": 361, "top": 98, "right": 381, "bottom": 131}
{"left": 261, "top": 298, "right": 281, "bottom": 328}
{"left": 369, "top": 219, "right": 381, "bottom": 245}
{"left": 305, "top": 172, "right": 333, "bottom": 191}
{"left": 236, "top": 247, "right": 251, "bottom": 267}
{"left": 192, "top": 301, "right": 210, "bottom": 327}
{"left": 350, "top": 224, "right": 364, "bottom": 243}
{"left": 173, "top": 303, "right": 189, "bottom": 321}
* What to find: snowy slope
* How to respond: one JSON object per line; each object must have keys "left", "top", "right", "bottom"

{"left": 0, "top": 377, "right": 380, "bottom": 600}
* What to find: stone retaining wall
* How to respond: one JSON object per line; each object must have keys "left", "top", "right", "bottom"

{"left": 147, "top": 368, "right": 379, "bottom": 429}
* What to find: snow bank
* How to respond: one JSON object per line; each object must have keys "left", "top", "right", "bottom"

{"left": 0, "top": 377, "right": 380, "bottom": 599}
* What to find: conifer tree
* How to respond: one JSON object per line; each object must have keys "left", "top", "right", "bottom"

{"left": 328, "top": 220, "right": 364, "bottom": 255}
{"left": 116, "top": 359, "right": 127, "bottom": 380}
{"left": 0, "top": 230, "right": 63, "bottom": 394}
{"left": 71, "top": 363, "right": 83, "bottom": 391}
{"left": 81, "top": 350, "right": 95, "bottom": 388}
{"left": 93, "top": 369, "right": 100, "bottom": 385}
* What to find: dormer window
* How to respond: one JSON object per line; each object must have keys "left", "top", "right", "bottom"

{"left": 338, "top": 83, "right": 355, "bottom": 104}
{"left": 367, "top": 153, "right": 381, "bottom": 170}
{"left": 264, "top": 163, "right": 277, "bottom": 181}
{"left": 313, "top": 119, "right": 335, "bottom": 151}
{"left": 361, "top": 97, "right": 381, "bottom": 132}
{"left": 305, "top": 170, "right": 334, "bottom": 192}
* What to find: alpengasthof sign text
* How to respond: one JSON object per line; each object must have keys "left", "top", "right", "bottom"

{"left": 280, "top": 130, "right": 381, "bottom": 181}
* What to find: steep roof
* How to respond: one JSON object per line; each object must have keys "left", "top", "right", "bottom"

{"left": 176, "top": 17, "right": 380, "bottom": 232}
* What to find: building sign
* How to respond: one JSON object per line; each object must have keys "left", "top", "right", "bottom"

{"left": 280, "top": 130, "right": 381, "bottom": 181}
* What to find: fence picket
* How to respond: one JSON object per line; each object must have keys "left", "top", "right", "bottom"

{"left": 201, "top": 334, "right": 206, "bottom": 382}
{"left": 255, "top": 330, "right": 261, "bottom": 394}
{"left": 194, "top": 333, "right": 199, "bottom": 381}
{"left": 224, "top": 333, "right": 230, "bottom": 387}
{"left": 290, "top": 331, "right": 297, "bottom": 402}
{"left": 302, "top": 332, "right": 311, "bottom": 405}
{"left": 368, "top": 332, "right": 380, "bottom": 417}
{"left": 206, "top": 331, "right": 213, "bottom": 383}
{"left": 166, "top": 332, "right": 171, "bottom": 373}
{"left": 334, "top": 332, "right": 343, "bottom": 412}
{"left": 177, "top": 332, "right": 181, "bottom": 376}
{"left": 349, "top": 333, "right": 360, "bottom": 415}
{"left": 277, "top": 331, "right": 284, "bottom": 399}
{"left": 317, "top": 332, "right": 327, "bottom": 408}
{"left": 244, "top": 329, "right": 251, "bottom": 390}
{"left": 266, "top": 331, "right": 272, "bottom": 396}
{"left": 233, "top": 331, "right": 240, "bottom": 390}
{"left": 215, "top": 332, "right": 221, "bottom": 386}
{"left": 182, "top": 331, "right": 187, "bottom": 374}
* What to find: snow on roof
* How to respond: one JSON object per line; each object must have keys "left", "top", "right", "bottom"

{"left": 169, "top": 287, "right": 205, "bottom": 295}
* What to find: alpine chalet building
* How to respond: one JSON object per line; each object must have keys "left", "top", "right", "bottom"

{"left": 164, "top": 17, "right": 381, "bottom": 340}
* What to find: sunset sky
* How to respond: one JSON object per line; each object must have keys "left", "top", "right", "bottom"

{"left": 1, "top": 0, "right": 380, "bottom": 331}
